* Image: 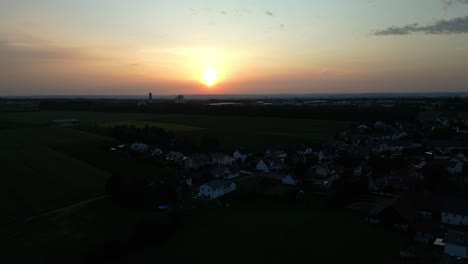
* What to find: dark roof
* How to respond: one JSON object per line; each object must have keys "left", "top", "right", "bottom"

{"left": 203, "top": 180, "right": 234, "bottom": 189}
{"left": 446, "top": 231, "right": 468, "bottom": 247}
{"left": 443, "top": 196, "right": 468, "bottom": 215}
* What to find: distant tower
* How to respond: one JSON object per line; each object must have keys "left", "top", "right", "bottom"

{"left": 148, "top": 93, "right": 153, "bottom": 103}
{"left": 175, "top": 95, "right": 186, "bottom": 104}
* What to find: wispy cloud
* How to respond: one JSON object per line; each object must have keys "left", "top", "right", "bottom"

{"left": 372, "top": 16, "right": 468, "bottom": 36}
{"left": 265, "top": 11, "right": 273, "bottom": 16}
{"left": 441, "top": 0, "right": 468, "bottom": 9}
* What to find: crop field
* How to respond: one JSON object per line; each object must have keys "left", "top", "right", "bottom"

{"left": 0, "top": 125, "right": 112, "bottom": 226}
{"left": 125, "top": 200, "right": 400, "bottom": 264}
{"left": 0, "top": 198, "right": 400, "bottom": 264}
{"left": 99, "top": 120, "right": 205, "bottom": 132}
{"left": 6, "top": 111, "right": 351, "bottom": 151}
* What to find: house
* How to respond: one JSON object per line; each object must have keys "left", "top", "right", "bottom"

{"left": 442, "top": 196, "right": 468, "bottom": 226}
{"left": 268, "top": 158, "right": 286, "bottom": 171}
{"left": 211, "top": 153, "right": 236, "bottom": 166}
{"left": 256, "top": 158, "right": 286, "bottom": 172}
{"left": 151, "top": 148, "right": 164, "bottom": 157}
{"left": 355, "top": 124, "right": 369, "bottom": 133}
{"left": 223, "top": 166, "right": 240, "bottom": 179}
{"left": 233, "top": 150, "right": 249, "bottom": 162}
{"left": 347, "top": 146, "right": 370, "bottom": 160}
{"left": 368, "top": 191, "right": 441, "bottom": 229}
{"left": 447, "top": 160, "right": 464, "bottom": 175}
{"left": 130, "top": 143, "right": 149, "bottom": 153}
{"left": 49, "top": 119, "right": 80, "bottom": 127}
{"left": 166, "top": 151, "right": 184, "bottom": 162}
{"left": 211, "top": 166, "right": 240, "bottom": 179}
{"left": 297, "top": 145, "right": 314, "bottom": 155}
{"left": 265, "top": 147, "right": 288, "bottom": 158}
{"left": 316, "top": 149, "right": 334, "bottom": 161}
{"left": 256, "top": 159, "right": 269, "bottom": 171}
{"left": 185, "top": 154, "right": 210, "bottom": 169}
{"left": 311, "top": 164, "right": 331, "bottom": 178}
{"left": 444, "top": 231, "right": 468, "bottom": 258}
{"left": 199, "top": 180, "right": 236, "bottom": 199}
{"left": 282, "top": 173, "right": 300, "bottom": 186}
{"left": 353, "top": 165, "right": 363, "bottom": 177}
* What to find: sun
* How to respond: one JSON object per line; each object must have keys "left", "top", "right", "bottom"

{"left": 203, "top": 69, "right": 218, "bottom": 87}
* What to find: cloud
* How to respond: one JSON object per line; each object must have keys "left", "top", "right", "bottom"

{"left": 373, "top": 16, "right": 468, "bottom": 35}
{"left": 265, "top": 11, "right": 273, "bottom": 16}
{"left": 441, "top": 0, "right": 468, "bottom": 9}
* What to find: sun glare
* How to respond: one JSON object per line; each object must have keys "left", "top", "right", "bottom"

{"left": 203, "top": 70, "right": 218, "bottom": 87}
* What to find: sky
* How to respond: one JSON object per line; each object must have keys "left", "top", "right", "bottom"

{"left": 0, "top": 0, "right": 467, "bottom": 96}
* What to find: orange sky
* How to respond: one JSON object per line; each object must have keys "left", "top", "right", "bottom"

{"left": 1, "top": 0, "right": 468, "bottom": 95}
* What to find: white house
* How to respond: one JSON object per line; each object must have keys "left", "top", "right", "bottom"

{"left": 199, "top": 180, "right": 236, "bottom": 200}
{"left": 130, "top": 143, "right": 149, "bottom": 153}
{"left": 447, "top": 160, "right": 464, "bottom": 175}
{"left": 151, "top": 148, "right": 164, "bottom": 157}
{"left": 233, "top": 150, "right": 249, "bottom": 162}
{"left": 185, "top": 154, "right": 210, "bottom": 169}
{"left": 282, "top": 173, "right": 300, "bottom": 186}
{"left": 265, "top": 147, "right": 288, "bottom": 158}
{"left": 166, "top": 151, "right": 184, "bottom": 162}
{"left": 256, "top": 160, "right": 269, "bottom": 171}
{"left": 212, "top": 153, "right": 236, "bottom": 166}
{"left": 211, "top": 166, "right": 240, "bottom": 179}
{"left": 444, "top": 231, "right": 468, "bottom": 258}
{"left": 353, "top": 165, "right": 363, "bottom": 177}
{"left": 312, "top": 164, "right": 331, "bottom": 178}
{"left": 442, "top": 197, "right": 468, "bottom": 226}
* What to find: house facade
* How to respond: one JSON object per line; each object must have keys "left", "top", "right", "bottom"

{"left": 199, "top": 180, "right": 236, "bottom": 200}
{"left": 130, "top": 143, "right": 149, "bottom": 153}
{"left": 233, "top": 150, "right": 249, "bottom": 162}
{"left": 212, "top": 153, "right": 236, "bottom": 166}
{"left": 282, "top": 174, "right": 300, "bottom": 186}
{"left": 166, "top": 151, "right": 184, "bottom": 162}
{"left": 256, "top": 160, "right": 269, "bottom": 171}
{"left": 444, "top": 231, "right": 468, "bottom": 258}
{"left": 442, "top": 197, "right": 468, "bottom": 226}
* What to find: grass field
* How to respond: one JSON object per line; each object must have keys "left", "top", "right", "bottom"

{"left": 100, "top": 120, "right": 205, "bottom": 132}
{"left": 124, "top": 200, "right": 400, "bottom": 264}
{"left": 0, "top": 126, "right": 112, "bottom": 226}
{"left": 0, "top": 111, "right": 353, "bottom": 152}
{"left": 0, "top": 198, "right": 401, "bottom": 264}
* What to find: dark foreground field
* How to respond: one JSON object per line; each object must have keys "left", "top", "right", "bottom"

{"left": 128, "top": 200, "right": 401, "bottom": 264}
{"left": 1, "top": 197, "right": 400, "bottom": 264}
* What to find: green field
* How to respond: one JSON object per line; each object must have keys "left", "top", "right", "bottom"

{"left": 100, "top": 120, "right": 205, "bottom": 132}
{"left": 0, "top": 111, "right": 353, "bottom": 151}
{"left": 1, "top": 198, "right": 400, "bottom": 264}
{"left": 125, "top": 200, "right": 400, "bottom": 264}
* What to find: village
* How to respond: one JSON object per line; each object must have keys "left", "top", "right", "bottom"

{"left": 109, "top": 115, "right": 468, "bottom": 263}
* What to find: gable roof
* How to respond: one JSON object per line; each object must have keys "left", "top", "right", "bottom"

{"left": 446, "top": 231, "right": 468, "bottom": 247}
{"left": 202, "top": 180, "right": 234, "bottom": 189}
{"left": 443, "top": 196, "right": 468, "bottom": 215}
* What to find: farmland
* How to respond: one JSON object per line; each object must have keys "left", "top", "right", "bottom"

{"left": 0, "top": 111, "right": 354, "bottom": 152}
{"left": 1, "top": 198, "right": 401, "bottom": 264}
{"left": 124, "top": 200, "right": 401, "bottom": 264}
